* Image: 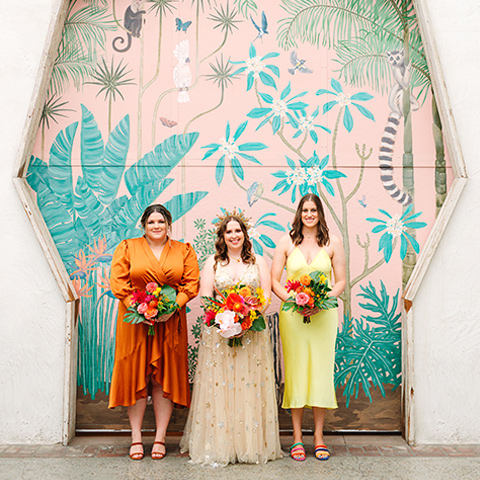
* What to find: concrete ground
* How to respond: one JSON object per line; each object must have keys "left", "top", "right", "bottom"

{"left": 1, "top": 435, "right": 479, "bottom": 480}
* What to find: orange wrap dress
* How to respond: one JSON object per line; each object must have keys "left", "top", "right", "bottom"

{"left": 108, "top": 237, "right": 199, "bottom": 409}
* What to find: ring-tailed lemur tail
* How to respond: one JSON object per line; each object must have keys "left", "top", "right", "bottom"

{"left": 379, "top": 112, "right": 412, "bottom": 206}
{"left": 379, "top": 50, "right": 419, "bottom": 206}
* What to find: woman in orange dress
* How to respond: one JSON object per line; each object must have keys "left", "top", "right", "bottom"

{"left": 109, "top": 204, "right": 199, "bottom": 460}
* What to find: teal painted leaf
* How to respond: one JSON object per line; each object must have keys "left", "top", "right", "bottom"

{"left": 322, "top": 101, "right": 337, "bottom": 114}
{"left": 343, "top": 106, "right": 354, "bottom": 132}
{"left": 26, "top": 157, "right": 50, "bottom": 192}
{"left": 216, "top": 155, "right": 225, "bottom": 185}
{"left": 351, "top": 92, "right": 374, "bottom": 101}
{"left": 247, "top": 73, "right": 254, "bottom": 91}
{"left": 252, "top": 238, "right": 263, "bottom": 255}
{"left": 258, "top": 71, "right": 276, "bottom": 88}
{"left": 259, "top": 234, "right": 275, "bottom": 248}
{"left": 125, "top": 133, "right": 199, "bottom": 195}
{"left": 238, "top": 142, "right": 267, "bottom": 151}
{"left": 323, "top": 170, "right": 347, "bottom": 179}
{"left": 80, "top": 105, "right": 104, "bottom": 190}
{"left": 316, "top": 88, "right": 336, "bottom": 96}
{"left": 352, "top": 102, "right": 375, "bottom": 121}
{"left": 231, "top": 157, "right": 244, "bottom": 180}
{"left": 258, "top": 220, "right": 285, "bottom": 231}
{"left": 331, "top": 78, "right": 343, "bottom": 93}
{"left": 272, "top": 115, "right": 281, "bottom": 134}
{"left": 280, "top": 82, "right": 291, "bottom": 100}
{"left": 249, "top": 43, "right": 256, "bottom": 57}
{"left": 247, "top": 107, "right": 271, "bottom": 119}
{"left": 163, "top": 191, "right": 209, "bottom": 223}
{"left": 287, "top": 101, "right": 308, "bottom": 110}
{"left": 265, "top": 64, "right": 280, "bottom": 77}
{"left": 233, "top": 121, "right": 248, "bottom": 141}
{"left": 74, "top": 176, "right": 104, "bottom": 239}
{"left": 225, "top": 121, "right": 231, "bottom": 140}
{"left": 238, "top": 153, "right": 262, "bottom": 164}
{"left": 261, "top": 52, "right": 280, "bottom": 60}
{"left": 259, "top": 92, "right": 274, "bottom": 103}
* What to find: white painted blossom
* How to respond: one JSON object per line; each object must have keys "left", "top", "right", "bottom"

{"left": 272, "top": 99, "right": 288, "bottom": 117}
{"left": 306, "top": 166, "right": 322, "bottom": 185}
{"left": 336, "top": 92, "right": 352, "bottom": 106}
{"left": 248, "top": 227, "right": 260, "bottom": 241}
{"left": 219, "top": 137, "right": 239, "bottom": 160}
{"left": 286, "top": 167, "right": 307, "bottom": 186}
{"left": 386, "top": 214, "right": 406, "bottom": 238}
{"left": 299, "top": 115, "right": 314, "bottom": 132}
{"left": 245, "top": 56, "right": 264, "bottom": 78}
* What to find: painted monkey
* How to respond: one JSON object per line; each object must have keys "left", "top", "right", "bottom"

{"left": 112, "top": 0, "right": 146, "bottom": 53}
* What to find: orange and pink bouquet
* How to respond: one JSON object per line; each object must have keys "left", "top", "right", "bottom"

{"left": 124, "top": 282, "right": 179, "bottom": 335}
{"left": 282, "top": 271, "right": 338, "bottom": 323}
{"left": 202, "top": 284, "right": 268, "bottom": 347}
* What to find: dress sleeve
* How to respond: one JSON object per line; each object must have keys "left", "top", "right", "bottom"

{"left": 110, "top": 240, "right": 134, "bottom": 309}
{"left": 176, "top": 243, "right": 200, "bottom": 308}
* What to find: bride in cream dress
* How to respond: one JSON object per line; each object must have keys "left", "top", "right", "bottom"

{"left": 180, "top": 213, "right": 282, "bottom": 466}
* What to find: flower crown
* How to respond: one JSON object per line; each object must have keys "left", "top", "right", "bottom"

{"left": 213, "top": 207, "right": 252, "bottom": 231}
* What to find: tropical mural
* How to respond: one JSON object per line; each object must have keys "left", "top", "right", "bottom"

{"left": 27, "top": 0, "right": 452, "bottom": 431}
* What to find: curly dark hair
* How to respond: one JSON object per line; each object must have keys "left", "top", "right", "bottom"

{"left": 289, "top": 194, "right": 330, "bottom": 246}
{"left": 214, "top": 216, "right": 256, "bottom": 267}
{"left": 140, "top": 204, "right": 172, "bottom": 230}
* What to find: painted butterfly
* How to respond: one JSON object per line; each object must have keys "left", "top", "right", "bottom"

{"left": 159, "top": 117, "right": 177, "bottom": 128}
{"left": 175, "top": 18, "right": 192, "bottom": 32}
{"left": 358, "top": 195, "right": 367, "bottom": 208}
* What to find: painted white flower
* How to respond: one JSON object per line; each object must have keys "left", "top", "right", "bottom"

{"left": 248, "top": 227, "right": 260, "bottom": 241}
{"left": 286, "top": 167, "right": 307, "bottom": 186}
{"left": 386, "top": 214, "right": 406, "bottom": 238}
{"left": 299, "top": 115, "right": 314, "bottom": 132}
{"left": 306, "top": 166, "right": 322, "bottom": 185}
{"left": 336, "top": 92, "right": 352, "bottom": 107}
{"left": 245, "top": 56, "right": 265, "bottom": 78}
{"left": 219, "top": 137, "right": 239, "bottom": 160}
{"left": 272, "top": 99, "right": 288, "bottom": 117}
{"left": 215, "top": 310, "right": 242, "bottom": 338}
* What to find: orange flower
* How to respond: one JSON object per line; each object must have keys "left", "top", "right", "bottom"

{"left": 300, "top": 274, "right": 311, "bottom": 286}
{"left": 238, "top": 286, "right": 252, "bottom": 297}
{"left": 241, "top": 316, "right": 253, "bottom": 331}
{"left": 304, "top": 287, "right": 314, "bottom": 296}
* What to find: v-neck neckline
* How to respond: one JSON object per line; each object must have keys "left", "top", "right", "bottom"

{"left": 296, "top": 246, "right": 324, "bottom": 267}
{"left": 143, "top": 236, "right": 169, "bottom": 264}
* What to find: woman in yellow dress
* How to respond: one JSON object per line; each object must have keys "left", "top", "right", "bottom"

{"left": 109, "top": 204, "right": 199, "bottom": 460}
{"left": 271, "top": 194, "right": 346, "bottom": 461}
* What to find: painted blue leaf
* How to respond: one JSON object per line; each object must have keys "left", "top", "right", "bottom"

{"left": 285, "top": 156, "right": 296, "bottom": 169}
{"left": 259, "top": 92, "right": 274, "bottom": 103}
{"left": 288, "top": 91, "right": 308, "bottom": 102}
{"left": 372, "top": 225, "right": 387, "bottom": 233}
{"left": 225, "top": 121, "right": 231, "bottom": 140}
{"left": 378, "top": 208, "right": 392, "bottom": 218}
{"left": 405, "top": 221, "right": 427, "bottom": 229}
{"left": 231, "top": 157, "right": 244, "bottom": 180}
{"left": 316, "top": 88, "right": 336, "bottom": 96}
{"left": 319, "top": 124, "right": 332, "bottom": 133}
{"left": 403, "top": 231, "right": 421, "bottom": 254}
{"left": 50, "top": 121, "right": 78, "bottom": 212}
{"left": 272, "top": 179, "right": 289, "bottom": 192}
{"left": 400, "top": 235, "right": 408, "bottom": 260}
{"left": 74, "top": 176, "right": 104, "bottom": 238}
{"left": 286, "top": 112, "right": 299, "bottom": 128}
{"left": 238, "top": 153, "right": 262, "bottom": 164}
{"left": 238, "top": 142, "right": 267, "bottom": 151}
{"left": 351, "top": 92, "right": 374, "bottom": 101}
{"left": 26, "top": 157, "right": 49, "bottom": 192}
{"left": 403, "top": 211, "right": 423, "bottom": 222}
{"left": 331, "top": 78, "right": 343, "bottom": 93}
{"left": 343, "top": 106, "right": 354, "bottom": 132}
{"left": 101, "top": 114, "right": 130, "bottom": 204}
{"left": 291, "top": 185, "right": 297, "bottom": 203}
{"left": 216, "top": 155, "right": 225, "bottom": 185}
{"left": 259, "top": 234, "right": 276, "bottom": 248}
{"left": 163, "top": 191, "right": 209, "bottom": 224}
{"left": 249, "top": 43, "right": 256, "bottom": 58}
{"left": 299, "top": 182, "right": 308, "bottom": 196}
{"left": 265, "top": 64, "right": 280, "bottom": 77}
{"left": 233, "top": 121, "right": 248, "bottom": 141}
{"left": 261, "top": 52, "right": 280, "bottom": 60}
{"left": 256, "top": 114, "right": 274, "bottom": 131}
{"left": 400, "top": 204, "right": 413, "bottom": 220}
{"left": 322, "top": 178, "right": 335, "bottom": 196}
{"left": 232, "top": 66, "right": 247, "bottom": 76}
{"left": 323, "top": 101, "right": 338, "bottom": 114}
{"left": 258, "top": 71, "right": 276, "bottom": 88}
{"left": 259, "top": 220, "right": 285, "bottom": 231}
{"left": 271, "top": 171, "right": 287, "bottom": 178}
{"left": 80, "top": 105, "right": 103, "bottom": 192}
{"left": 366, "top": 217, "right": 386, "bottom": 223}
{"left": 310, "top": 130, "right": 318, "bottom": 143}
{"left": 288, "top": 101, "right": 309, "bottom": 110}
{"left": 202, "top": 148, "right": 219, "bottom": 160}
{"left": 247, "top": 72, "right": 254, "bottom": 91}
{"left": 125, "top": 132, "right": 199, "bottom": 195}
{"left": 292, "top": 130, "right": 302, "bottom": 139}
{"left": 323, "top": 170, "right": 347, "bottom": 179}
{"left": 352, "top": 102, "right": 375, "bottom": 121}
{"left": 319, "top": 155, "right": 329, "bottom": 169}
{"left": 230, "top": 60, "right": 246, "bottom": 65}
{"left": 312, "top": 105, "right": 320, "bottom": 117}
{"left": 252, "top": 238, "right": 263, "bottom": 255}
{"left": 280, "top": 82, "right": 291, "bottom": 100}
{"left": 379, "top": 233, "right": 393, "bottom": 263}
{"left": 202, "top": 142, "right": 221, "bottom": 149}
{"left": 247, "top": 107, "right": 272, "bottom": 118}
{"left": 272, "top": 115, "right": 281, "bottom": 134}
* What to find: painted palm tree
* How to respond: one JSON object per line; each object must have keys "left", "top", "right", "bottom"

{"left": 277, "top": 0, "right": 445, "bottom": 287}
{"left": 84, "top": 57, "right": 135, "bottom": 133}
{"left": 50, "top": 2, "right": 115, "bottom": 94}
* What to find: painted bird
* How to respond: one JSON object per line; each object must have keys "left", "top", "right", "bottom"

{"left": 288, "top": 51, "right": 313, "bottom": 75}
{"left": 247, "top": 181, "right": 264, "bottom": 207}
{"left": 250, "top": 11, "right": 268, "bottom": 42}
{"left": 173, "top": 40, "right": 191, "bottom": 103}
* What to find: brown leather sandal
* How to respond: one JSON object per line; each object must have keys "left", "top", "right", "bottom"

{"left": 151, "top": 441, "right": 166, "bottom": 460}
{"left": 129, "top": 442, "right": 144, "bottom": 460}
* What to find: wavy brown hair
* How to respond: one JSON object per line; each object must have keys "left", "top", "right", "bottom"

{"left": 140, "top": 204, "right": 172, "bottom": 230}
{"left": 214, "top": 216, "right": 256, "bottom": 267}
{"left": 289, "top": 194, "right": 330, "bottom": 246}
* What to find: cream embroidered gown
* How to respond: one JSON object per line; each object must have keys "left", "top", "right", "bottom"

{"left": 180, "top": 262, "right": 282, "bottom": 466}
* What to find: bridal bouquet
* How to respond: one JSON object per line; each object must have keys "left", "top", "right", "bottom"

{"left": 124, "top": 282, "right": 179, "bottom": 335}
{"left": 202, "top": 285, "right": 268, "bottom": 347}
{"left": 282, "top": 271, "right": 338, "bottom": 324}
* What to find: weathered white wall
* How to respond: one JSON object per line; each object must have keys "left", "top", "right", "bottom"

{"left": 0, "top": 0, "right": 479, "bottom": 445}
{"left": 0, "top": 0, "right": 66, "bottom": 444}
{"left": 412, "top": 1, "right": 480, "bottom": 444}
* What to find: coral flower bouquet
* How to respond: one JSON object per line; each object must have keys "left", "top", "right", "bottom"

{"left": 202, "top": 284, "right": 268, "bottom": 347}
{"left": 282, "top": 271, "right": 338, "bottom": 324}
{"left": 124, "top": 282, "right": 179, "bottom": 335}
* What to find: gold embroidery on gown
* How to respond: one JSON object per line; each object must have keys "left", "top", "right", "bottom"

{"left": 180, "top": 262, "right": 282, "bottom": 466}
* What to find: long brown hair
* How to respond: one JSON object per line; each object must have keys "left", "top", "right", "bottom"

{"left": 289, "top": 194, "right": 330, "bottom": 246}
{"left": 214, "top": 216, "right": 256, "bottom": 267}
